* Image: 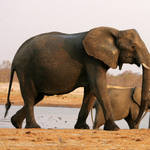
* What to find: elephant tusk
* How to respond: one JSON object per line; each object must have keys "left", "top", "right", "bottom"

{"left": 142, "top": 63, "right": 150, "bottom": 69}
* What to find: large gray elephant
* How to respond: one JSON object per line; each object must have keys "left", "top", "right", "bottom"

{"left": 92, "top": 87, "right": 150, "bottom": 129}
{"left": 5, "top": 26, "right": 150, "bottom": 130}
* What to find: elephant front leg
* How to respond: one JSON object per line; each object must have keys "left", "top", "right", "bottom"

{"left": 74, "top": 86, "right": 95, "bottom": 129}
{"left": 95, "top": 74, "right": 119, "bottom": 131}
{"left": 85, "top": 64, "right": 119, "bottom": 131}
{"left": 99, "top": 93, "right": 119, "bottom": 131}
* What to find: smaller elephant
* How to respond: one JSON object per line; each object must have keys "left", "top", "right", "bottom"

{"left": 92, "top": 87, "right": 150, "bottom": 129}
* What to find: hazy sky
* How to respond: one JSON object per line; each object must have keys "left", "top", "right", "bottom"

{"left": 1, "top": 0, "right": 150, "bottom": 75}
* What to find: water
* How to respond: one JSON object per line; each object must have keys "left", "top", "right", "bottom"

{"left": 0, "top": 105, "right": 149, "bottom": 129}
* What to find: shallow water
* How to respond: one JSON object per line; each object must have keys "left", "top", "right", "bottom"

{"left": 0, "top": 105, "right": 149, "bottom": 129}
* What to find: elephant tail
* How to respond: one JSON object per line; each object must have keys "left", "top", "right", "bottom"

{"left": 4, "top": 66, "right": 15, "bottom": 118}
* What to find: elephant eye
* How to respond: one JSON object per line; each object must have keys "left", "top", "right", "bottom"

{"left": 131, "top": 45, "right": 136, "bottom": 50}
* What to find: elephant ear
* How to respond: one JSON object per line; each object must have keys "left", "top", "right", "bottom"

{"left": 133, "top": 87, "right": 141, "bottom": 106}
{"left": 83, "top": 27, "right": 119, "bottom": 69}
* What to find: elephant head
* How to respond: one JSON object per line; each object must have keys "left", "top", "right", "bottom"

{"left": 83, "top": 27, "right": 150, "bottom": 124}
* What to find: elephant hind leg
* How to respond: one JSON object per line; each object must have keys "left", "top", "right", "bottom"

{"left": 11, "top": 106, "right": 25, "bottom": 129}
{"left": 124, "top": 116, "right": 139, "bottom": 129}
{"left": 74, "top": 86, "right": 95, "bottom": 129}
{"left": 11, "top": 93, "right": 44, "bottom": 128}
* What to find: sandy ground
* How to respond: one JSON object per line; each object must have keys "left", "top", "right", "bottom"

{"left": 0, "top": 82, "right": 150, "bottom": 150}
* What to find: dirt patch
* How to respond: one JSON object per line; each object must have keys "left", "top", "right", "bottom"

{"left": 1, "top": 128, "right": 150, "bottom": 149}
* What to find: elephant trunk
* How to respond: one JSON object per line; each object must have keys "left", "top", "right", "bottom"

{"left": 135, "top": 66, "right": 150, "bottom": 124}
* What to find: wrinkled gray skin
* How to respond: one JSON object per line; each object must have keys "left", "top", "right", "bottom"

{"left": 93, "top": 87, "right": 150, "bottom": 129}
{"left": 5, "top": 27, "right": 150, "bottom": 130}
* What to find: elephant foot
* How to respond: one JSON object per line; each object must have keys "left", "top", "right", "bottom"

{"left": 104, "top": 119, "right": 120, "bottom": 131}
{"left": 93, "top": 126, "right": 99, "bottom": 129}
{"left": 11, "top": 116, "right": 23, "bottom": 129}
{"left": 25, "top": 122, "right": 41, "bottom": 128}
{"left": 74, "top": 122, "right": 90, "bottom": 129}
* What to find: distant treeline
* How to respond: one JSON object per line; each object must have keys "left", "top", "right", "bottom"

{"left": 107, "top": 70, "right": 142, "bottom": 87}
{"left": 0, "top": 60, "right": 142, "bottom": 87}
{"left": 0, "top": 60, "right": 18, "bottom": 82}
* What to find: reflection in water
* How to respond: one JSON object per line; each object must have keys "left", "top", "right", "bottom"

{"left": 0, "top": 105, "right": 149, "bottom": 129}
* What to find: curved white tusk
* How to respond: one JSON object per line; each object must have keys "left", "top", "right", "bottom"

{"left": 142, "top": 63, "right": 150, "bottom": 69}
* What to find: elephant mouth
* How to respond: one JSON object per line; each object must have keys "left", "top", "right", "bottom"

{"left": 131, "top": 59, "right": 140, "bottom": 67}
{"left": 132, "top": 56, "right": 140, "bottom": 67}
{"left": 136, "top": 62, "right": 141, "bottom": 67}
{"left": 118, "top": 57, "right": 141, "bottom": 70}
